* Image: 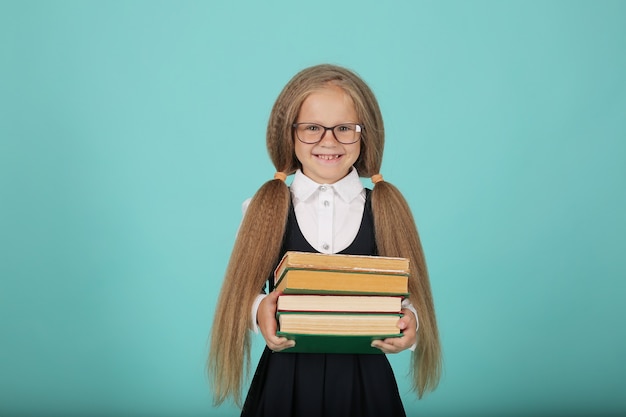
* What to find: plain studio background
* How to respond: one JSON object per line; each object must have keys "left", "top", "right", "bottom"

{"left": 1, "top": 1, "right": 625, "bottom": 416}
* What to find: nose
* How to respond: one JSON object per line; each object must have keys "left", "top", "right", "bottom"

{"left": 319, "top": 128, "right": 337, "bottom": 145}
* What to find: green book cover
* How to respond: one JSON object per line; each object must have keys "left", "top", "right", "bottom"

{"left": 276, "top": 332, "right": 403, "bottom": 354}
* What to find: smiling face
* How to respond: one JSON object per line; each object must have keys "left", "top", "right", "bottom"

{"left": 294, "top": 85, "right": 361, "bottom": 184}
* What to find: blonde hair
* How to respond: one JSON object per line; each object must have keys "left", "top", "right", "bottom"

{"left": 208, "top": 64, "right": 441, "bottom": 406}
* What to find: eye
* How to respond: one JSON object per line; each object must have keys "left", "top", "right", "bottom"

{"left": 303, "top": 124, "right": 321, "bottom": 132}
{"left": 336, "top": 124, "right": 355, "bottom": 132}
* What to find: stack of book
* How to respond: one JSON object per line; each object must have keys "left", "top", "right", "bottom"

{"left": 274, "top": 251, "right": 410, "bottom": 354}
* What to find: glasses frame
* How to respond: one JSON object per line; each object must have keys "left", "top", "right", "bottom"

{"left": 292, "top": 122, "right": 363, "bottom": 145}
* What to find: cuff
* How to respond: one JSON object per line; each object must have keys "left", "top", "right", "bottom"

{"left": 402, "top": 298, "right": 419, "bottom": 352}
{"left": 250, "top": 293, "right": 267, "bottom": 333}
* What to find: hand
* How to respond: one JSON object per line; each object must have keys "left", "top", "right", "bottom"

{"left": 257, "top": 290, "right": 296, "bottom": 352}
{"left": 371, "top": 308, "right": 417, "bottom": 354}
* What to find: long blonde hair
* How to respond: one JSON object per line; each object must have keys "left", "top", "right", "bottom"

{"left": 208, "top": 64, "right": 441, "bottom": 406}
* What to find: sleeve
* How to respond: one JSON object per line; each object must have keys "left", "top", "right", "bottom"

{"left": 402, "top": 298, "right": 419, "bottom": 352}
{"left": 250, "top": 293, "right": 268, "bottom": 333}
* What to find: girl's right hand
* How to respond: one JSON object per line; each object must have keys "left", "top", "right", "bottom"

{"left": 257, "top": 290, "right": 296, "bottom": 352}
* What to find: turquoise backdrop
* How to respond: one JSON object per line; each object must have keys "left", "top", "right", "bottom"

{"left": 1, "top": 1, "right": 625, "bottom": 416}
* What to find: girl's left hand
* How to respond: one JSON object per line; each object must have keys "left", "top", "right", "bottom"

{"left": 371, "top": 308, "right": 417, "bottom": 354}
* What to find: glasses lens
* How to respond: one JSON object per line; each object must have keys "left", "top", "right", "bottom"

{"left": 295, "top": 123, "right": 323, "bottom": 143}
{"left": 333, "top": 124, "right": 360, "bottom": 144}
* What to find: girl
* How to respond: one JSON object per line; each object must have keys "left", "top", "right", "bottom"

{"left": 208, "top": 64, "right": 441, "bottom": 417}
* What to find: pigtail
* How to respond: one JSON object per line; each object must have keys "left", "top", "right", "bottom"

{"left": 371, "top": 178, "right": 442, "bottom": 398}
{"left": 207, "top": 176, "right": 291, "bottom": 406}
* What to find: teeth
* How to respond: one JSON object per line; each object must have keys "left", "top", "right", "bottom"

{"left": 317, "top": 154, "right": 340, "bottom": 160}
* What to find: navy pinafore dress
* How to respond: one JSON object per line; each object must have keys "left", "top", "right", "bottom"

{"left": 241, "top": 190, "right": 406, "bottom": 417}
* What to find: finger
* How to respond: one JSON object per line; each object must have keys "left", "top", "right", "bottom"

{"left": 371, "top": 339, "right": 396, "bottom": 353}
{"left": 371, "top": 342, "right": 397, "bottom": 354}
{"left": 268, "top": 337, "right": 296, "bottom": 352}
{"left": 269, "top": 335, "right": 289, "bottom": 344}
{"left": 397, "top": 312, "right": 415, "bottom": 330}
{"left": 271, "top": 289, "right": 282, "bottom": 297}
{"left": 265, "top": 290, "right": 281, "bottom": 304}
{"left": 372, "top": 337, "right": 407, "bottom": 354}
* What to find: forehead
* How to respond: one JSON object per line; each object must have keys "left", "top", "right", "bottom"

{"left": 298, "top": 85, "right": 358, "bottom": 120}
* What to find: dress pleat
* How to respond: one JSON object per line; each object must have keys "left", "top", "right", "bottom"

{"left": 242, "top": 348, "right": 406, "bottom": 417}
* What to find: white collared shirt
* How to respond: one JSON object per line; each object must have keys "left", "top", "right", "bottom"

{"left": 290, "top": 168, "right": 366, "bottom": 254}
{"left": 244, "top": 168, "right": 418, "bottom": 350}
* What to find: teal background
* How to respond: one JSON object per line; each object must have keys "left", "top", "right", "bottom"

{"left": 1, "top": 1, "right": 625, "bottom": 416}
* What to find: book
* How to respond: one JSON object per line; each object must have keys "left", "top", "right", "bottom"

{"left": 275, "top": 270, "right": 408, "bottom": 295}
{"left": 277, "top": 294, "right": 402, "bottom": 313}
{"left": 276, "top": 333, "right": 402, "bottom": 354}
{"left": 274, "top": 251, "right": 409, "bottom": 296}
{"left": 275, "top": 251, "right": 410, "bottom": 277}
{"left": 277, "top": 312, "right": 403, "bottom": 336}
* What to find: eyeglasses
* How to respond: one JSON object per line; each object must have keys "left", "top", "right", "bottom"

{"left": 293, "top": 123, "right": 363, "bottom": 144}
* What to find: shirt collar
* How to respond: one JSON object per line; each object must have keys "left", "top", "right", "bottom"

{"left": 291, "top": 168, "right": 364, "bottom": 203}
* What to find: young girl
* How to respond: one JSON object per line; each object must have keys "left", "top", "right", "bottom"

{"left": 208, "top": 64, "right": 441, "bottom": 416}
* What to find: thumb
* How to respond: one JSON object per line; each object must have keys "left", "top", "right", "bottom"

{"left": 267, "top": 290, "right": 281, "bottom": 302}
{"left": 397, "top": 318, "right": 408, "bottom": 330}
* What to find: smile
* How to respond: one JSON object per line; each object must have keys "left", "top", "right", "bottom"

{"left": 315, "top": 154, "right": 342, "bottom": 160}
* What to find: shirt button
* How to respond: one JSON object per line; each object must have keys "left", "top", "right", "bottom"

{"left": 319, "top": 186, "right": 327, "bottom": 192}
{"left": 322, "top": 243, "right": 330, "bottom": 250}
{"left": 323, "top": 200, "right": 330, "bottom": 207}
